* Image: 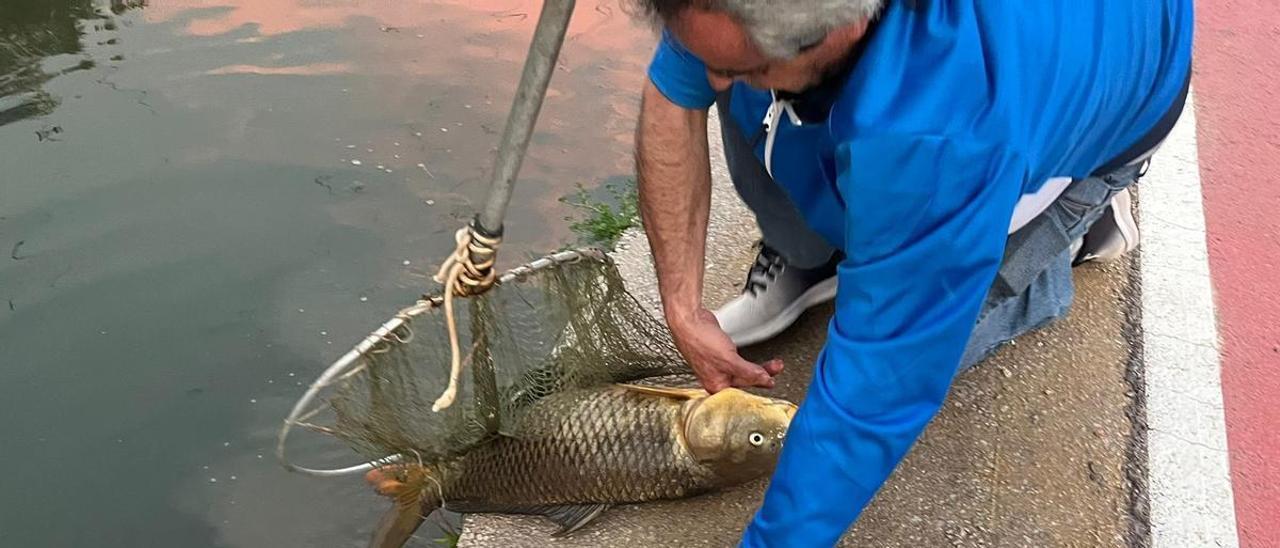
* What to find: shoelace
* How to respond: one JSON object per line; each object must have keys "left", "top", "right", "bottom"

{"left": 744, "top": 245, "right": 786, "bottom": 296}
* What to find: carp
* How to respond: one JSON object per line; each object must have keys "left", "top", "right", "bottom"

{"left": 365, "top": 383, "right": 798, "bottom": 547}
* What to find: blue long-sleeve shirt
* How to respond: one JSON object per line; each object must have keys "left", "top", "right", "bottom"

{"left": 647, "top": 1, "right": 1193, "bottom": 545}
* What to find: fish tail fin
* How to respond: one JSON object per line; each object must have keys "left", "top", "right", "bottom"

{"left": 369, "top": 493, "right": 442, "bottom": 548}
{"left": 368, "top": 464, "right": 444, "bottom": 548}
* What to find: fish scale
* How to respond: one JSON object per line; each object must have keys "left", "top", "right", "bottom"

{"left": 439, "top": 387, "right": 718, "bottom": 507}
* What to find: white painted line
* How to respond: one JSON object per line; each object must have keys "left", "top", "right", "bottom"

{"left": 1138, "top": 90, "right": 1240, "bottom": 548}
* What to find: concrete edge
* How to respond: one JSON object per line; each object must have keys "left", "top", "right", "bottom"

{"left": 1123, "top": 204, "right": 1153, "bottom": 548}
{"left": 1138, "top": 89, "right": 1240, "bottom": 547}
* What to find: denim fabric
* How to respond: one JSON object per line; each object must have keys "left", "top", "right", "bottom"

{"left": 715, "top": 92, "right": 1145, "bottom": 369}
{"left": 962, "top": 163, "right": 1144, "bottom": 368}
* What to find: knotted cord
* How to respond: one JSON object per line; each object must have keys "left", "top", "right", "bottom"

{"left": 430, "top": 223, "right": 502, "bottom": 412}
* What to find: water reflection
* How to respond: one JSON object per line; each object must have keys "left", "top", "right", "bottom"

{"left": 0, "top": 1, "right": 654, "bottom": 546}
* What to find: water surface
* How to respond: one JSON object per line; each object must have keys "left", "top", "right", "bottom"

{"left": 0, "top": 1, "right": 653, "bottom": 545}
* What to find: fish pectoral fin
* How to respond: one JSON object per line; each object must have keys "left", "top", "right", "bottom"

{"left": 618, "top": 383, "right": 707, "bottom": 400}
{"left": 540, "top": 503, "right": 610, "bottom": 536}
{"left": 443, "top": 502, "right": 609, "bottom": 536}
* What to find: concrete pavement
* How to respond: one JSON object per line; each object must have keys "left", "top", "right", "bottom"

{"left": 459, "top": 111, "right": 1146, "bottom": 547}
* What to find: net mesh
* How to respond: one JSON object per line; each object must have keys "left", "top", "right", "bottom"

{"left": 306, "top": 249, "right": 689, "bottom": 465}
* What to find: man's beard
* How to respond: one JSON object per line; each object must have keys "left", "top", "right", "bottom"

{"left": 777, "top": 44, "right": 859, "bottom": 98}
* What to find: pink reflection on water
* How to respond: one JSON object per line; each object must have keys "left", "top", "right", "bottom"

{"left": 147, "top": 0, "right": 659, "bottom": 254}
{"left": 145, "top": 0, "right": 436, "bottom": 37}
{"left": 205, "top": 62, "right": 354, "bottom": 76}
{"left": 145, "top": 0, "right": 653, "bottom": 52}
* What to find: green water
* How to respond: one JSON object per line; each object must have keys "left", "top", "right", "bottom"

{"left": 0, "top": 1, "right": 651, "bottom": 545}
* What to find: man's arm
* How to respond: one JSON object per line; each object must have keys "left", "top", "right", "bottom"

{"left": 635, "top": 81, "right": 711, "bottom": 325}
{"left": 635, "top": 81, "right": 780, "bottom": 392}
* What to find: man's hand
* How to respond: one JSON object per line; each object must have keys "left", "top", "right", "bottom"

{"left": 669, "top": 308, "right": 783, "bottom": 393}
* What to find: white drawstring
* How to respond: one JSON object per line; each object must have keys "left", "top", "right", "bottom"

{"left": 762, "top": 90, "right": 802, "bottom": 178}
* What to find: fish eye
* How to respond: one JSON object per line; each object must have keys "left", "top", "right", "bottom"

{"left": 748, "top": 432, "right": 765, "bottom": 447}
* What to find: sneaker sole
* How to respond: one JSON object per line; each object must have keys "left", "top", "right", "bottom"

{"left": 730, "top": 276, "right": 838, "bottom": 347}
{"left": 1083, "top": 190, "right": 1140, "bottom": 263}
{"left": 1112, "top": 189, "right": 1141, "bottom": 252}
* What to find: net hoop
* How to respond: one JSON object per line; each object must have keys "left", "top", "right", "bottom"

{"left": 276, "top": 247, "right": 608, "bottom": 477}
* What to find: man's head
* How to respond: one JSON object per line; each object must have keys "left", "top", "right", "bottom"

{"left": 633, "top": 0, "right": 884, "bottom": 92}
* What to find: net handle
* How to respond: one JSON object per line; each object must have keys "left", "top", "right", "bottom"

{"left": 476, "top": 0, "right": 576, "bottom": 237}
{"left": 276, "top": 247, "right": 606, "bottom": 477}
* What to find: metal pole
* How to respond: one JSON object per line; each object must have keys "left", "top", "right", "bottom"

{"left": 475, "top": 0, "right": 576, "bottom": 236}
{"left": 469, "top": 0, "right": 575, "bottom": 436}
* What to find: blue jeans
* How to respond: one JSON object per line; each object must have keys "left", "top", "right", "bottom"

{"left": 714, "top": 99, "right": 1145, "bottom": 369}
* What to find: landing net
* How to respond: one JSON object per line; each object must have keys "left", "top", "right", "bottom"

{"left": 276, "top": 248, "right": 689, "bottom": 475}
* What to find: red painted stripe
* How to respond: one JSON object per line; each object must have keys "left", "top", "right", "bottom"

{"left": 1193, "top": 1, "right": 1280, "bottom": 545}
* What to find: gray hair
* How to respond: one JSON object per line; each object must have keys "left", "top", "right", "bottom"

{"left": 631, "top": 0, "right": 885, "bottom": 59}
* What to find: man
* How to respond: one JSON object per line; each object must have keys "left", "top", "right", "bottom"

{"left": 633, "top": 0, "right": 1192, "bottom": 545}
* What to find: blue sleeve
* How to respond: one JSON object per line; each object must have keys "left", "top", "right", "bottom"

{"left": 646, "top": 29, "right": 716, "bottom": 110}
{"left": 741, "top": 136, "right": 1028, "bottom": 547}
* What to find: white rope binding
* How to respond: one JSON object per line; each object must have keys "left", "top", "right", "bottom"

{"left": 430, "top": 224, "right": 501, "bottom": 412}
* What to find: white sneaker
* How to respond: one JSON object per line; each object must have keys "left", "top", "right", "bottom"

{"left": 713, "top": 245, "right": 840, "bottom": 347}
{"left": 1076, "top": 188, "right": 1140, "bottom": 264}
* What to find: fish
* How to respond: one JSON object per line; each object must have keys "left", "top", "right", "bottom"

{"left": 365, "top": 383, "right": 798, "bottom": 547}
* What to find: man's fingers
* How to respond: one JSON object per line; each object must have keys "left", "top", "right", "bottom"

{"left": 727, "top": 357, "right": 775, "bottom": 388}
{"left": 673, "top": 312, "right": 780, "bottom": 393}
{"left": 761, "top": 359, "right": 784, "bottom": 376}
{"left": 701, "top": 372, "right": 732, "bottom": 394}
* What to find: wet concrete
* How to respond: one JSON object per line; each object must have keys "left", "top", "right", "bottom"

{"left": 459, "top": 112, "right": 1144, "bottom": 547}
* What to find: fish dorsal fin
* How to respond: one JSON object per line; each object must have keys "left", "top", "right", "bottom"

{"left": 618, "top": 384, "right": 707, "bottom": 400}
